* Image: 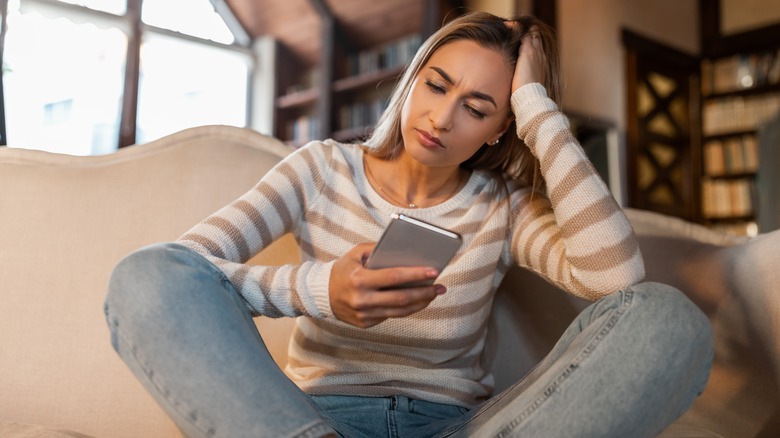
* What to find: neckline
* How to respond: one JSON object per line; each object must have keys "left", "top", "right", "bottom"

{"left": 359, "top": 150, "right": 476, "bottom": 214}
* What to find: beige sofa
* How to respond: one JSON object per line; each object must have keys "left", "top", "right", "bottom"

{"left": 1, "top": 125, "right": 777, "bottom": 437}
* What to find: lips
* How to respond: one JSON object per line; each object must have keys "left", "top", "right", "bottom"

{"left": 416, "top": 129, "right": 445, "bottom": 149}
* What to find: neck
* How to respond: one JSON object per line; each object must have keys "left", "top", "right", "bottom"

{"left": 364, "top": 153, "right": 465, "bottom": 209}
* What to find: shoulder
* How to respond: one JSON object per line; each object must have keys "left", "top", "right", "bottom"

{"left": 271, "top": 140, "right": 364, "bottom": 194}
{"left": 287, "top": 139, "right": 362, "bottom": 166}
{"left": 277, "top": 140, "right": 362, "bottom": 174}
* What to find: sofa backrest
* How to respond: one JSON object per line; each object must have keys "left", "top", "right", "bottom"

{"left": 0, "top": 125, "right": 298, "bottom": 438}
{"left": 2, "top": 124, "right": 773, "bottom": 438}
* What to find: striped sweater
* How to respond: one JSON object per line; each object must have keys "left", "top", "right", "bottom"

{"left": 177, "top": 83, "right": 645, "bottom": 407}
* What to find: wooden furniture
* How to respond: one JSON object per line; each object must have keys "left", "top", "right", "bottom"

{"left": 697, "top": 1, "right": 780, "bottom": 235}
{"left": 625, "top": 1, "right": 780, "bottom": 236}
{"left": 624, "top": 30, "right": 700, "bottom": 223}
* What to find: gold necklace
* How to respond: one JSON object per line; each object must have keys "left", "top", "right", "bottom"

{"left": 364, "top": 158, "right": 463, "bottom": 209}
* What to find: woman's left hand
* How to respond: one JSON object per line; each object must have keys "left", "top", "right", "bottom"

{"left": 512, "top": 27, "right": 547, "bottom": 93}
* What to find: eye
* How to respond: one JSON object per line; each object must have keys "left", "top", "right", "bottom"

{"left": 465, "top": 105, "right": 486, "bottom": 120}
{"left": 425, "top": 80, "right": 446, "bottom": 94}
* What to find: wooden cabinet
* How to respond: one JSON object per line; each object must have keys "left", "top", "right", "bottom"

{"left": 623, "top": 30, "right": 700, "bottom": 222}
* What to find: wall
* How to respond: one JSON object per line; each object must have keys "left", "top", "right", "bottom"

{"left": 464, "top": 0, "right": 517, "bottom": 17}
{"left": 251, "top": 36, "right": 277, "bottom": 136}
{"left": 558, "top": 0, "right": 698, "bottom": 131}
{"left": 721, "top": 0, "right": 780, "bottom": 34}
{"left": 556, "top": 0, "right": 698, "bottom": 203}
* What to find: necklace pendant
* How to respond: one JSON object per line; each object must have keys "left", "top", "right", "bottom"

{"left": 409, "top": 203, "right": 416, "bottom": 208}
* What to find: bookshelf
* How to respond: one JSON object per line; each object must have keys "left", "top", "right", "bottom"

{"left": 273, "top": 43, "right": 322, "bottom": 146}
{"left": 272, "top": 1, "right": 459, "bottom": 147}
{"left": 332, "top": 34, "right": 422, "bottom": 142}
{"left": 699, "top": 49, "right": 780, "bottom": 236}
{"left": 624, "top": 1, "right": 780, "bottom": 237}
{"left": 694, "top": 0, "right": 780, "bottom": 235}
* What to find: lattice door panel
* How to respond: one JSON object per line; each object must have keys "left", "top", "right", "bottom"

{"left": 624, "top": 31, "right": 700, "bottom": 221}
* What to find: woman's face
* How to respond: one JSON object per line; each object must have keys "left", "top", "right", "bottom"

{"left": 400, "top": 39, "right": 513, "bottom": 168}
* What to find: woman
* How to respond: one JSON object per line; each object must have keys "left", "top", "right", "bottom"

{"left": 105, "top": 12, "right": 713, "bottom": 438}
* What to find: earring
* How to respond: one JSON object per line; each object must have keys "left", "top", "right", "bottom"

{"left": 489, "top": 138, "right": 500, "bottom": 146}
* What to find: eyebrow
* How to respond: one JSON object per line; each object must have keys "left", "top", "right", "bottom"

{"left": 430, "top": 66, "right": 498, "bottom": 108}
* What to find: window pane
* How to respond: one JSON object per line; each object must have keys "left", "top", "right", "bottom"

{"left": 55, "top": 0, "right": 126, "bottom": 15}
{"left": 4, "top": 2, "right": 126, "bottom": 155}
{"left": 136, "top": 33, "right": 249, "bottom": 143}
{"left": 142, "top": 0, "right": 234, "bottom": 44}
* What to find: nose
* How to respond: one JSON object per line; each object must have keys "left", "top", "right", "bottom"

{"left": 429, "top": 99, "right": 456, "bottom": 132}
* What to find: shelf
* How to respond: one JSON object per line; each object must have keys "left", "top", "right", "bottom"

{"left": 703, "top": 171, "right": 757, "bottom": 180}
{"left": 704, "top": 83, "right": 780, "bottom": 100}
{"left": 271, "top": 3, "right": 456, "bottom": 145}
{"left": 331, "top": 125, "right": 373, "bottom": 142}
{"left": 276, "top": 88, "right": 319, "bottom": 109}
{"left": 702, "top": 215, "right": 756, "bottom": 224}
{"left": 702, "top": 129, "right": 757, "bottom": 141}
{"left": 333, "top": 66, "right": 405, "bottom": 93}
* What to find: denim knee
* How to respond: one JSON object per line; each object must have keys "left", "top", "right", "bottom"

{"left": 630, "top": 282, "right": 713, "bottom": 341}
{"left": 107, "top": 243, "right": 191, "bottom": 307}
{"left": 104, "top": 242, "right": 218, "bottom": 334}
{"left": 627, "top": 282, "right": 714, "bottom": 382}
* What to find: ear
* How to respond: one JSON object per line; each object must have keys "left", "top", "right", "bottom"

{"left": 490, "top": 115, "right": 513, "bottom": 143}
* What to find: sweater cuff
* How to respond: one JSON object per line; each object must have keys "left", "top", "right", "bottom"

{"left": 305, "top": 260, "right": 336, "bottom": 319}
{"left": 510, "top": 83, "right": 557, "bottom": 135}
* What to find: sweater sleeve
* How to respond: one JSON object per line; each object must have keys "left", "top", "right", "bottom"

{"left": 508, "top": 83, "right": 645, "bottom": 300}
{"left": 175, "top": 143, "right": 335, "bottom": 318}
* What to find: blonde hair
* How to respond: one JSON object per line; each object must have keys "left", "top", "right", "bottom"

{"left": 363, "top": 12, "right": 561, "bottom": 189}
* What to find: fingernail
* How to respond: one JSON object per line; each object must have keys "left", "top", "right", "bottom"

{"left": 435, "top": 285, "right": 447, "bottom": 295}
{"left": 427, "top": 269, "right": 439, "bottom": 278}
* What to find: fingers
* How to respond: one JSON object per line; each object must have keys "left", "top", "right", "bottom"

{"left": 330, "top": 243, "right": 447, "bottom": 328}
{"left": 360, "top": 264, "right": 440, "bottom": 289}
{"left": 504, "top": 21, "right": 540, "bottom": 46}
{"left": 512, "top": 25, "right": 547, "bottom": 92}
{"left": 522, "top": 26, "right": 542, "bottom": 51}
{"left": 342, "top": 284, "right": 445, "bottom": 328}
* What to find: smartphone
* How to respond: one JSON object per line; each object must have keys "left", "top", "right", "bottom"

{"left": 364, "top": 213, "right": 462, "bottom": 287}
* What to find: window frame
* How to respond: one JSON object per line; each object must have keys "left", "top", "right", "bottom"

{"left": 0, "top": 0, "right": 253, "bottom": 149}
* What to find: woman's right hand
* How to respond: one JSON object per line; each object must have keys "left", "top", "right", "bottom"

{"left": 511, "top": 26, "right": 548, "bottom": 94}
{"left": 328, "top": 243, "right": 446, "bottom": 328}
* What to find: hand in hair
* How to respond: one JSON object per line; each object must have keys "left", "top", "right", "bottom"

{"left": 510, "top": 26, "right": 548, "bottom": 94}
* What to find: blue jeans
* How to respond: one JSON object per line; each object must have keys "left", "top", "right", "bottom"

{"left": 104, "top": 243, "right": 713, "bottom": 438}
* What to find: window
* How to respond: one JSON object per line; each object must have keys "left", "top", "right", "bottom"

{"left": 137, "top": 33, "right": 248, "bottom": 143}
{"left": 3, "top": 2, "right": 127, "bottom": 155}
{"left": 1, "top": 0, "right": 251, "bottom": 155}
{"left": 43, "top": 99, "right": 74, "bottom": 125}
{"left": 55, "top": 0, "right": 126, "bottom": 15}
{"left": 141, "top": 0, "right": 234, "bottom": 44}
